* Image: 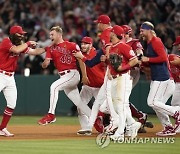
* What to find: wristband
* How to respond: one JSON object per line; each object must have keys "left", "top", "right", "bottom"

{"left": 26, "top": 41, "right": 31, "bottom": 46}
{"left": 23, "top": 47, "right": 30, "bottom": 53}
{"left": 82, "top": 57, "right": 87, "bottom": 62}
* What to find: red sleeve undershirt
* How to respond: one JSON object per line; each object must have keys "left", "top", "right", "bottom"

{"left": 149, "top": 37, "right": 167, "bottom": 63}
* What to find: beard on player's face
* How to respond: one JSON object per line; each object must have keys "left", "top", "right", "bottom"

{"left": 140, "top": 30, "right": 147, "bottom": 41}
{"left": 81, "top": 44, "right": 90, "bottom": 53}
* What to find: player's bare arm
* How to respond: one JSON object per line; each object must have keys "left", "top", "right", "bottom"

{"left": 10, "top": 41, "right": 37, "bottom": 54}
{"left": 117, "top": 57, "right": 139, "bottom": 71}
{"left": 42, "top": 58, "right": 50, "bottom": 68}
{"left": 77, "top": 57, "right": 90, "bottom": 85}
{"left": 28, "top": 48, "right": 45, "bottom": 55}
{"left": 73, "top": 51, "right": 84, "bottom": 59}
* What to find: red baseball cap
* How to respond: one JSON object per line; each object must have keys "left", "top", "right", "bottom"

{"left": 173, "top": 36, "right": 180, "bottom": 46}
{"left": 81, "top": 36, "right": 93, "bottom": 44}
{"left": 111, "top": 25, "right": 124, "bottom": 36}
{"left": 94, "top": 15, "right": 111, "bottom": 24}
{"left": 10, "top": 26, "right": 27, "bottom": 35}
{"left": 121, "top": 25, "right": 132, "bottom": 34}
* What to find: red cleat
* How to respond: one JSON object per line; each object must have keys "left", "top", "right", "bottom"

{"left": 38, "top": 113, "right": 56, "bottom": 126}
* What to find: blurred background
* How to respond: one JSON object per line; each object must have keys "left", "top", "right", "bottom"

{"left": 0, "top": 0, "right": 179, "bottom": 115}
{"left": 0, "top": 0, "right": 179, "bottom": 75}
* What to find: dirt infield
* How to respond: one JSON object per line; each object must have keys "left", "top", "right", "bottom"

{"left": 1, "top": 124, "right": 180, "bottom": 140}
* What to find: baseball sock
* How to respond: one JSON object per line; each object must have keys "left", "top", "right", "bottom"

{"left": 130, "top": 103, "right": 144, "bottom": 119}
{"left": 0, "top": 107, "right": 14, "bottom": 130}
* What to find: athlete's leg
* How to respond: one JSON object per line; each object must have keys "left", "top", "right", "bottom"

{"left": 171, "top": 83, "right": 180, "bottom": 107}
{"left": 147, "top": 80, "right": 178, "bottom": 117}
{"left": 0, "top": 76, "right": 16, "bottom": 136}
{"left": 154, "top": 80, "right": 175, "bottom": 128}
{"left": 78, "top": 85, "right": 94, "bottom": 130}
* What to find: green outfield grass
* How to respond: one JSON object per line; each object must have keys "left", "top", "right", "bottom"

{"left": 0, "top": 115, "right": 179, "bottom": 154}
{"left": 0, "top": 139, "right": 180, "bottom": 154}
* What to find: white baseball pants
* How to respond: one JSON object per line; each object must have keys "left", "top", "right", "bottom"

{"left": 77, "top": 85, "right": 100, "bottom": 130}
{"left": 48, "top": 69, "right": 91, "bottom": 117}
{"left": 0, "top": 74, "right": 17, "bottom": 109}
{"left": 147, "top": 79, "right": 180, "bottom": 121}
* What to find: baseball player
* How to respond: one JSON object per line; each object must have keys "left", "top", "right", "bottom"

{"left": 104, "top": 25, "right": 141, "bottom": 141}
{"left": 74, "top": 15, "right": 120, "bottom": 133}
{"left": 169, "top": 54, "right": 180, "bottom": 114}
{"left": 121, "top": 25, "right": 153, "bottom": 133}
{"left": 170, "top": 36, "right": 180, "bottom": 65}
{"left": 38, "top": 26, "right": 91, "bottom": 126}
{"left": 140, "top": 21, "right": 180, "bottom": 136}
{"left": 77, "top": 36, "right": 106, "bottom": 135}
{"left": 0, "top": 25, "right": 45, "bottom": 137}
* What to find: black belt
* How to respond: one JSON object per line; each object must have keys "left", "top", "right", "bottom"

{"left": 59, "top": 70, "right": 71, "bottom": 76}
{"left": 0, "top": 70, "right": 14, "bottom": 76}
{"left": 112, "top": 74, "right": 120, "bottom": 79}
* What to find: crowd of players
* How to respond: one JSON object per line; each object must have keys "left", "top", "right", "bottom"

{"left": 0, "top": 0, "right": 180, "bottom": 140}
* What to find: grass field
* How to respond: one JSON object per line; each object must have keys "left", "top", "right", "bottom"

{"left": 0, "top": 115, "right": 180, "bottom": 154}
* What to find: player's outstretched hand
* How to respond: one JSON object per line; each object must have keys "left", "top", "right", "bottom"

{"left": 73, "top": 51, "right": 84, "bottom": 59}
{"left": 26, "top": 41, "right": 38, "bottom": 48}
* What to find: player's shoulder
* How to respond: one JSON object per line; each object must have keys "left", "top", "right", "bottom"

{"left": 65, "top": 41, "right": 80, "bottom": 51}
{"left": 101, "top": 27, "right": 112, "bottom": 36}
{"left": 118, "top": 42, "right": 131, "bottom": 49}
{"left": 129, "top": 38, "right": 140, "bottom": 43}
{"left": 1, "top": 37, "right": 11, "bottom": 44}
{"left": 0, "top": 37, "right": 12, "bottom": 48}
{"left": 151, "top": 36, "right": 162, "bottom": 44}
{"left": 64, "top": 40, "right": 76, "bottom": 46}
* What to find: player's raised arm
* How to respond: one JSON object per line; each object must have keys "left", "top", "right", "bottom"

{"left": 27, "top": 48, "right": 45, "bottom": 55}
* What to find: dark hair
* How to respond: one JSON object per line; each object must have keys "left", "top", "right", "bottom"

{"left": 117, "top": 35, "right": 123, "bottom": 40}
{"left": 9, "top": 34, "right": 25, "bottom": 45}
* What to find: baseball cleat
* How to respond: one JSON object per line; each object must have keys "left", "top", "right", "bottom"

{"left": 0, "top": 128, "right": 14, "bottom": 137}
{"left": 77, "top": 129, "right": 92, "bottom": 136}
{"left": 130, "top": 122, "right": 141, "bottom": 139}
{"left": 138, "top": 113, "right": 154, "bottom": 129}
{"left": 125, "top": 128, "right": 132, "bottom": 137}
{"left": 144, "top": 121, "right": 154, "bottom": 128}
{"left": 156, "top": 125, "right": 176, "bottom": 136}
{"left": 138, "top": 127, "right": 147, "bottom": 133}
{"left": 173, "top": 111, "right": 180, "bottom": 133}
{"left": 38, "top": 113, "right": 56, "bottom": 125}
{"left": 104, "top": 119, "right": 118, "bottom": 135}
